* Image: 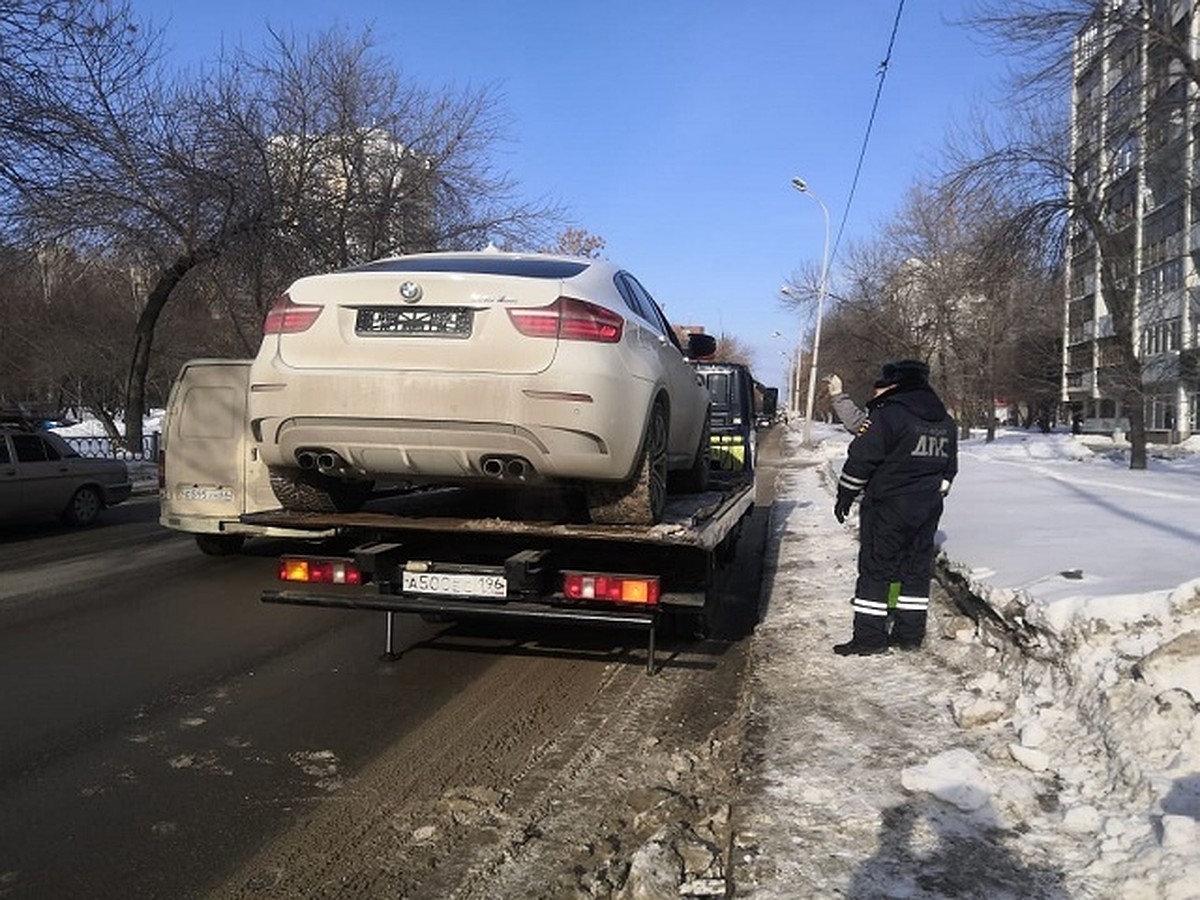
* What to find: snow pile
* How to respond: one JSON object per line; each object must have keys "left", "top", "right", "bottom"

{"left": 50, "top": 411, "right": 164, "bottom": 438}
{"left": 770, "top": 423, "right": 1200, "bottom": 897}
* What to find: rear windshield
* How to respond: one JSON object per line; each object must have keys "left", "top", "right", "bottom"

{"left": 345, "top": 257, "right": 590, "bottom": 279}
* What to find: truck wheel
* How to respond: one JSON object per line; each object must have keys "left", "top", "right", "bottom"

{"left": 194, "top": 534, "right": 246, "bottom": 556}
{"left": 670, "top": 411, "right": 711, "bottom": 494}
{"left": 269, "top": 467, "right": 372, "bottom": 513}
{"left": 62, "top": 486, "right": 102, "bottom": 526}
{"left": 586, "top": 402, "right": 668, "bottom": 525}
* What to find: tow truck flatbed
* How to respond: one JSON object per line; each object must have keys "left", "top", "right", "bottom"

{"left": 244, "top": 476, "right": 757, "bottom": 673}
{"left": 240, "top": 475, "right": 754, "bottom": 551}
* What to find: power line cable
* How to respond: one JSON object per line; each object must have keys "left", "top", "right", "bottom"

{"left": 829, "top": 0, "right": 906, "bottom": 268}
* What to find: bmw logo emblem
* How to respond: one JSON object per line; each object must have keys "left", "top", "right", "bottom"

{"left": 399, "top": 281, "right": 422, "bottom": 303}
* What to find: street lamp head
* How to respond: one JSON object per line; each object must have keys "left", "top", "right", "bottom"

{"left": 791, "top": 177, "right": 808, "bottom": 192}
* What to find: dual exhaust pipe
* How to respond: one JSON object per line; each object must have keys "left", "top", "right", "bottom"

{"left": 297, "top": 448, "right": 533, "bottom": 480}
{"left": 296, "top": 448, "right": 348, "bottom": 475}
{"left": 481, "top": 455, "right": 533, "bottom": 479}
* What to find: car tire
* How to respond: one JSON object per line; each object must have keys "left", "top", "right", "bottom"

{"left": 62, "top": 486, "right": 102, "bottom": 526}
{"left": 194, "top": 534, "right": 246, "bottom": 556}
{"left": 269, "top": 467, "right": 373, "bottom": 513}
{"left": 586, "top": 401, "right": 668, "bottom": 525}
{"left": 670, "top": 410, "right": 711, "bottom": 494}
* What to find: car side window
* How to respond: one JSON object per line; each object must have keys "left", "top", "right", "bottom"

{"left": 620, "top": 275, "right": 665, "bottom": 336}
{"left": 613, "top": 273, "right": 648, "bottom": 321}
{"left": 11, "top": 434, "right": 56, "bottom": 463}
{"left": 625, "top": 275, "right": 686, "bottom": 353}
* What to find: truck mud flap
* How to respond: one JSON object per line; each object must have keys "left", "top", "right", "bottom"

{"left": 261, "top": 590, "right": 661, "bottom": 673}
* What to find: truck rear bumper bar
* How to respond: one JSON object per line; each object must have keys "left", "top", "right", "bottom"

{"left": 261, "top": 590, "right": 660, "bottom": 673}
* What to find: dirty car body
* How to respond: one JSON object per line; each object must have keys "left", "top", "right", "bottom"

{"left": 0, "top": 425, "right": 131, "bottom": 526}
{"left": 247, "top": 252, "right": 716, "bottom": 524}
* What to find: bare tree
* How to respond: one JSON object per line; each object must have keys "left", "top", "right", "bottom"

{"left": 1, "top": 10, "right": 561, "bottom": 447}
{"left": 712, "top": 333, "right": 755, "bottom": 368}
{"left": 956, "top": 0, "right": 1200, "bottom": 468}
{"left": 0, "top": 243, "right": 142, "bottom": 434}
{"left": 541, "top": 227, "right": 607, "bottom": 258}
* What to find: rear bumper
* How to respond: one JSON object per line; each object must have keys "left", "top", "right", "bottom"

{"left": 248, "top": 366, "right": 655, "bottom": 482}
{"left": 104, "top": 482, "right": 133, "bottom": 506}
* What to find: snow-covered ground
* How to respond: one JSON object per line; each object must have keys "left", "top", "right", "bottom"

{"left": 736, "top": 423, "right": 1200, "bottom": 898}
{"left": 46, "top": 412, "right": 1200, "bottom": 896}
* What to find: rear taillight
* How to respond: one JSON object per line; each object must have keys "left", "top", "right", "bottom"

{"left": 263, "top": 293, "right": 322, "bottom": 334}
{"left": 278, "top": 556, "right": 364, "bottom": 585}
{"left": 508, "top": 297, "right": 623, "bottom": 343}
{"left": 562, "top": 571, "right": 660, "bottom": 605}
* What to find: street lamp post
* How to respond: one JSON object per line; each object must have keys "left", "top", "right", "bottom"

{"left": 777, "top": 291, "right": 805, "bottom": 418}
{"left": 791, "top": 176, "right": 831, "bottom": 446}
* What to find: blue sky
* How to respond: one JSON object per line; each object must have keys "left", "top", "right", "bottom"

{"left": 137, "top": 0, "right": 1012, "bottom": 398}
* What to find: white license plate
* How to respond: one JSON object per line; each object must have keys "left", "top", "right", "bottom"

{"left": 402, "top": 570, "right": 507, "bottom": 598}
{"left": 180, "top": 485, "right": 234, "bottom": 502}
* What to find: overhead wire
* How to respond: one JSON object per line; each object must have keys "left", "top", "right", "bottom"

{"left": 828, "top": 0, "right": 906, "bottom": 269}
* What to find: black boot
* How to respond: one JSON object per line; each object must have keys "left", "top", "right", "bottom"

{"left": 833, "top": 612, "right": 888, "bottom": 656}
{"left": 891, "top": 608, "right": 927, "bottom": 651}
{"left": 832, "top": 639, "right": 888, "bottom": 657}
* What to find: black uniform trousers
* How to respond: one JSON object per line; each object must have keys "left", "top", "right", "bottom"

{"left": 850, "top": 491, "right": 944, "bottom": 646}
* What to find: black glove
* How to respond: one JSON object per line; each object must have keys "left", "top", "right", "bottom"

{"left": 834, "top": 489, "right": 855, "bottom": 523}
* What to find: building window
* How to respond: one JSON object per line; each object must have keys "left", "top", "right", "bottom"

{"left": 1141, "top": 318, "right": 1182, "bottom": 356}
{"left": 1146, "top": 396, "right": 1176, "bottom": 430}
{"left": 1139, "top": 260, "right": 1184, "bottom": 299}
{"left": 1142, "top": 200, "right": 1184, "bottom": 264}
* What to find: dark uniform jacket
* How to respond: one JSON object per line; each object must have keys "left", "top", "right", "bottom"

{"left": 838, "top": 382, "right": 957, "bottom": 501}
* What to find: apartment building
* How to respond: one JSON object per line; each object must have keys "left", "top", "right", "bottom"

{"left": 1065, "top": 0, "right": 1199, "bottom": 438}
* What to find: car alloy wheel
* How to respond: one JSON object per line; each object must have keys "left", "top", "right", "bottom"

{"left": 586, "top": 401, "right": 668, "bottom": 525}
{"left": 63, "top": 486, "right": 102, "bottom": 526}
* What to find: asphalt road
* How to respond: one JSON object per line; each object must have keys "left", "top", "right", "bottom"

{"left": 0, "top": 437, "right": 781, "bottom": 899}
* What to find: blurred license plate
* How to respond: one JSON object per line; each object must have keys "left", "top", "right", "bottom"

{"left": 356, "top": 306, "right": 473, "bottom": 336}
{"left": 180, "top": 485, "right": 234, "bottom": 502}
{"left": 402, "top": 570, "right": 507, "bottom": 598}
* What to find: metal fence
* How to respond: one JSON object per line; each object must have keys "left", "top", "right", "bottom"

{"left": 63, "top": 432, "right": 161, "bottom": 462}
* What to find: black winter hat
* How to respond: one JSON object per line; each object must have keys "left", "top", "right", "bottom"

{"left": 875, "top": 359, "right": 929, "bottom": 388}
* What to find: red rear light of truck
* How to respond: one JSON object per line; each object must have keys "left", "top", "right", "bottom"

{"left": 508, "top": 297, "right": 623, "bottom": 343}
{"left": 278, "top": 556, "right": 364, "bottom": 585}
{"left": 562, "top": 571, "right": 660, "bottom": 605}
{"left": 263, "top": 293, "right": 322, "bottom": 334}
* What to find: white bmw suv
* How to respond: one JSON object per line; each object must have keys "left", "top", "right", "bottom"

{"left": 247, "top": 251, "right": 716, "bottom": 524}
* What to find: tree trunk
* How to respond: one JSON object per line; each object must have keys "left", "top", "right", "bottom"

{"left": 123, "top": 243, "right": 226, "bottom": 449}
{"left": 1123, "top": 372, "right": 1148, "bottom": 470}
{"left": 124, "top": 266, "right": 185, "bottom": 451}
{"left": 122, "top": 224, "right": 261, "bottom": 450}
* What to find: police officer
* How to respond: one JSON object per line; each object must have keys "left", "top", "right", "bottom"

{"left": 832, "top": 359, "right": 957, "bottom": 656}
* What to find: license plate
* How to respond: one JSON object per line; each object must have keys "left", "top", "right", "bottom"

{"left": 402, "top": 570, "right": 507, "bottom": 598}
{"left": 179, "top": 485, "right": 234, "bottom": 502}
{"left": 355, "top": 306, "right": 473, "bottom": 337}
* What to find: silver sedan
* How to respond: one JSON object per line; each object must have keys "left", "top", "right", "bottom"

{"left": 0, "top": 427, "right": 132, "bottom": 526}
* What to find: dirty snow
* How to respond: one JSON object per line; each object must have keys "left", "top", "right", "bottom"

{"left": 736, "top": 423, "right": 1200, "bottom": 898}
{"left": 47, "top": 413, "right": 1200, "bottom": 897}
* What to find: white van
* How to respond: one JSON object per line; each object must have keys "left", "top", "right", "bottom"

{"left": 159, "top": 359, "right": 333, "bottom": 554}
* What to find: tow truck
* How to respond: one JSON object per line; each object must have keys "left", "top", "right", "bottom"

{"left": 160, "top": 359, "right": 771, "bottom": 672}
